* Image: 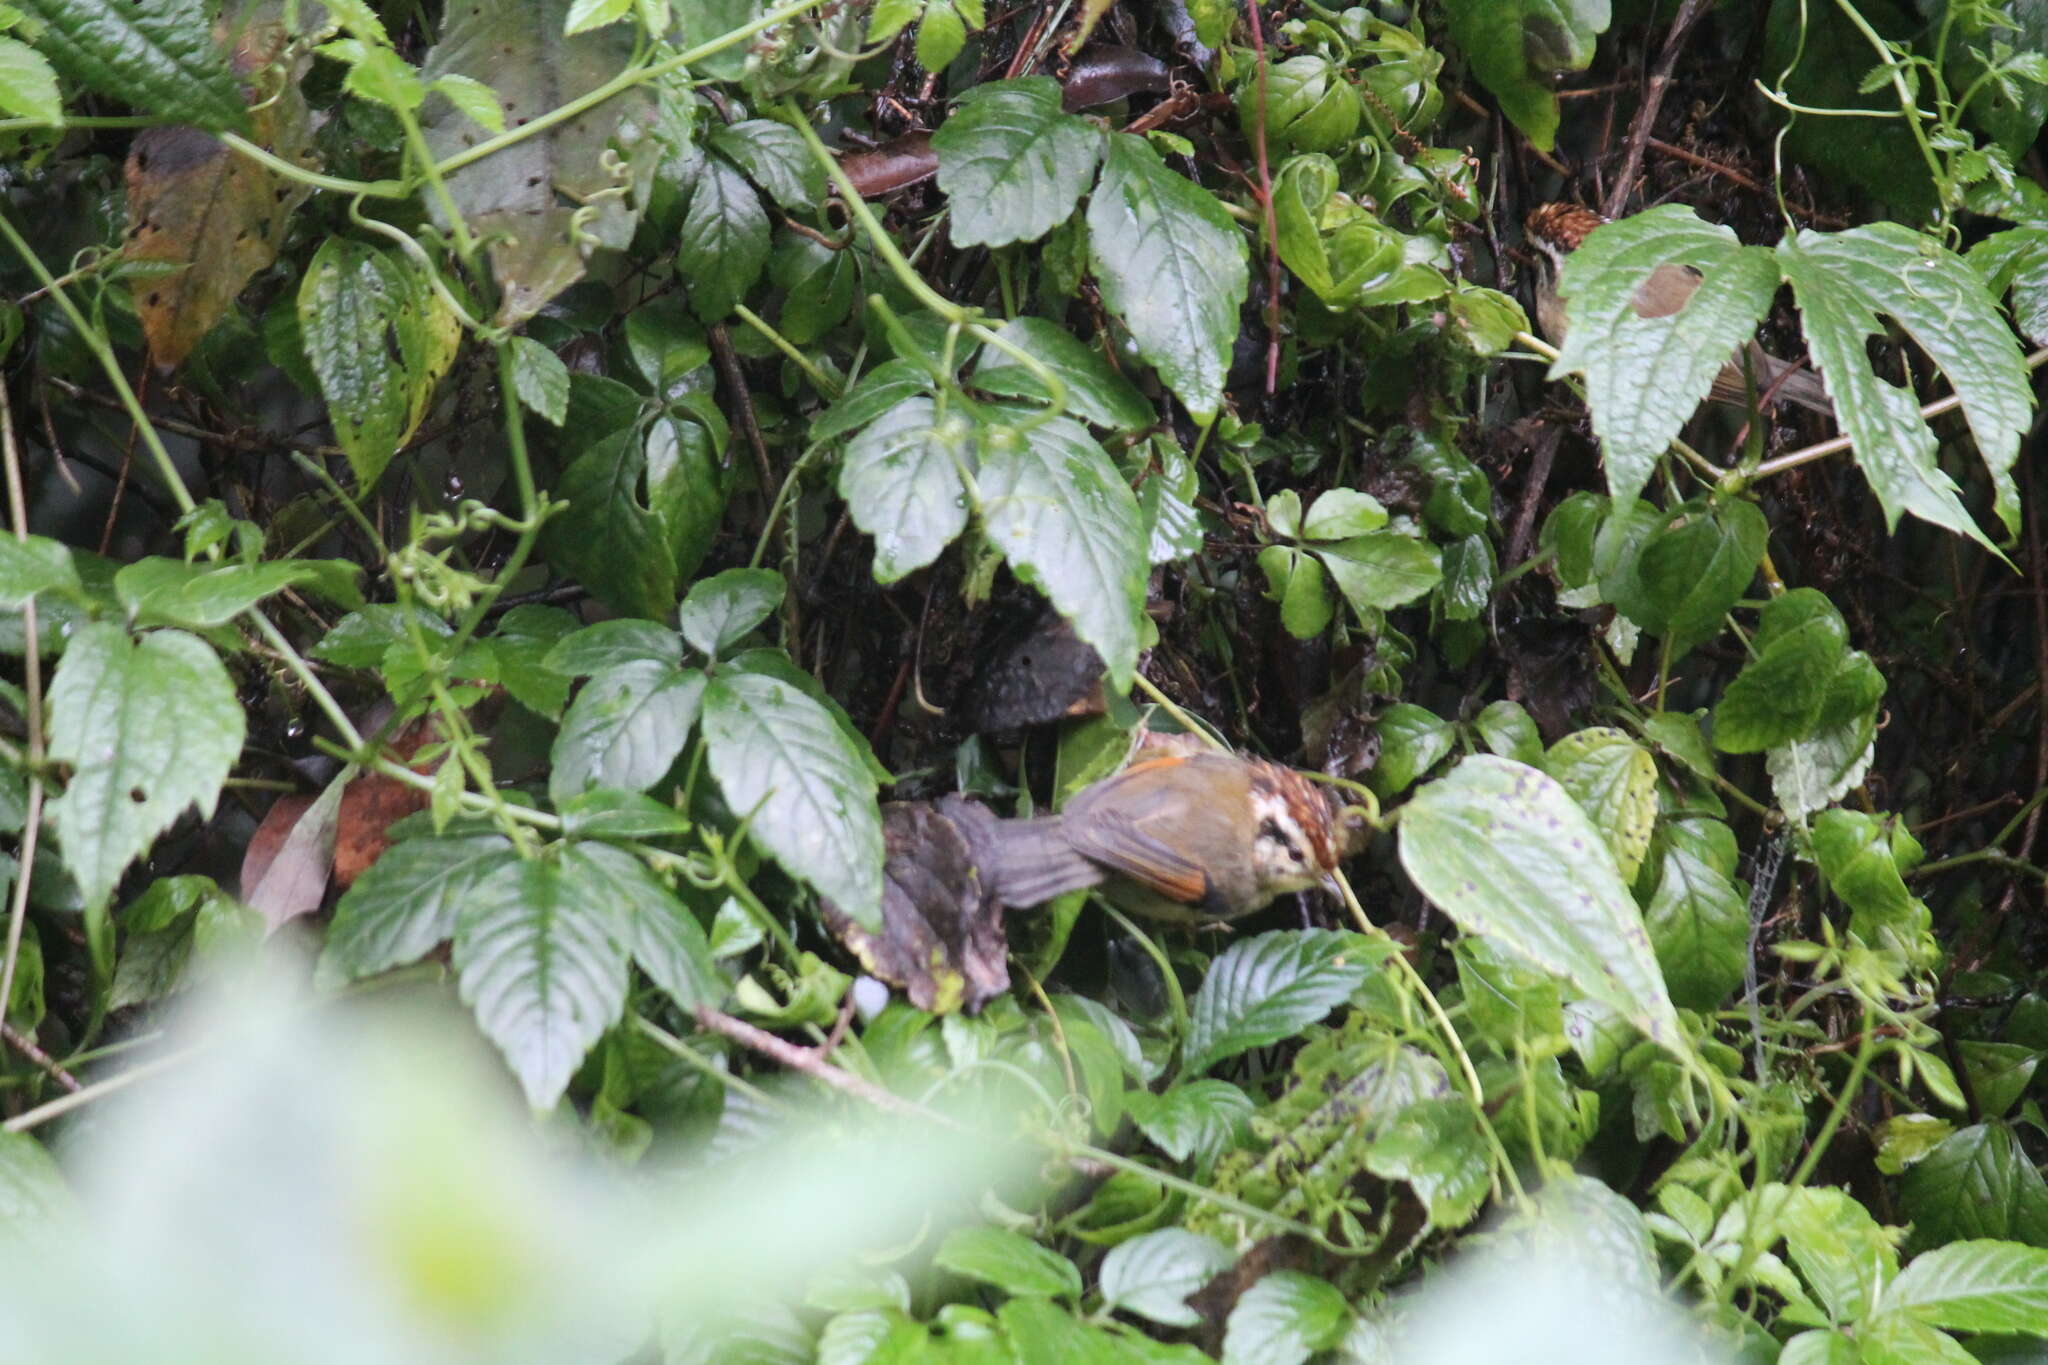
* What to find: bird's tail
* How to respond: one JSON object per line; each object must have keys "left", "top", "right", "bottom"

{"left": 980, "top": 815, "right": 1105, "bottom": 908}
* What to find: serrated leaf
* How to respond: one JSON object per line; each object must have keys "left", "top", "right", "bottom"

{"left": 1087, "top": 133, "right": 1248, "bottom": 421}
{"left": 564, "top": 842, "right": 721, "bottom": 1011}
{"left": 1123, "top": 1079, "right": 1254, "bottom": 1165}
{"left": 979, "top": 415, "right": 1148, "bottom": 690}
{"left": 298, "top": 239, "right": 459, "bottom": 489}
{"left": 1607, "top": 497, "right": 1766, "bottom": 662}
{"left": 702, "top": 670, "right": 883, "bottom": 928}
{"left": 564, "top": 0, "right": 633, "bottom": 33}
{"left": 455, "top": 856, "right": 630, "bottom": 1108}
{"left": 1899, "top": 1123, "right": 2048, "bottom": 1249}
{"left": 548, "top": 662, "right": 707, "bottom": 805}
{"left": 1969, "top": 226, "right": 2048, "bottom": 345}
{"left": 1182, "top": 931, "right": 1389, "bottom": 1074}
{"left": 19, "top": 0, "right": 247, "bottom": 132}
{"left": 1548, "top": 207, "right": 1779, "bottom": 506}
{"left": 1371, "top": 702, "right": 1454, "bottom": 797}
{"left": 46, "top": 624, "right": 242, "bottom": 910}
{"left": 318, "top": 834, "right": 517, "bottom": 983}
{"left": 712, "top": 118, "right": 826, "bottom": 211}
{"left": 679, "top": 568, "right": 785, "bottom": 657}
{"left": 1100, "top": 1230, "right": 1235, "bottom": 1327}
{"left": 508, "top": 336, "right": 570, "bottom": 424}
{"left": 0, "top": 37, "right": 62, "bottom": 124}
{"left": 542, "top": 427, "right": 681, "bottom": 619}
{"left": 678, "top": 154, "right": 770, "bottom": 322}
{"left": 113, "top": 557, "right": 362, "bottom": 628}
{"left": 932, "top": 77, "right": 1102, "bottom": 248}
{"left": 1221, "top": 1271, "right": 1351, "bottom": 1365}
{"left": 543, "top": 619, "right": 683, "bottom": 675}
{"left": 421, "top": 0, "right": 655, "bottom": 325}
{"left": 1542, "top": 728, "right": 1656, "bottom": 883}
{"left": 972, "top": 317, "right": 1152, "bottom": 430}
{"left": 836, "top": 396, "right": 973, "bottom": 582}
{"left": 934, "top": 1225, "right": 1081, "bottom": 1299}
{"left": 1441, "top": 0, "right": 1608, "bottom": 150}
{"left": 914, "top": 1, "right": 965, "bottom": 71}
{"left": 1398, "top": 756, "right": 1686, "bottom": 1055}
{"left": 812, "top": 359, "right": 934, "bottom": 442}
{"left": 1712, "top": 590, "right": 1848, "bottom": 754}
{"left": 1780, "top": 224, "right": 2032, "bottom": 543}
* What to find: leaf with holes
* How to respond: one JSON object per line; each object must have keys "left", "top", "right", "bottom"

{"left": 1548, "top": 207, "right": 1779, "bottom": 507}
{"left": 454, "top": 856, "right": 630, "bottom": 1108}
{"left": 45, "top": 624, "right": 243, "bottom": 911}
{"left": 702, "top": 669, "right": 884, "bottom": 929}
{"left": 420, "top": 0, "right": 656, "bottom": 325}
{"left": 298, "top": 239, "right": 460, "bottom": 490}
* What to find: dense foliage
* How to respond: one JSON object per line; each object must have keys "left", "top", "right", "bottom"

{"left": 2, "top": 0, "right": 2048, "bottom": 1360}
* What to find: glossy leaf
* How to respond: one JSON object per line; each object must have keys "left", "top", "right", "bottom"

{"left": 933, "top": 77, "right": 1102, "bottom": 248}
{"left": 837, "top": 397, "right": 974, "bottom": 583}
{"left": 935, "top": 1226, "right": 1081, "bottom": 1299}
{"left": 1542, "top": 728, "right": 1656, "bottom": 883}
{"left": 679, "top": 568, "right": 785, "bottom": 658}
{"left": 19, "top": 0, "right": 247, "bottom": 132}
{"left": 971, "top": 317, "right": 1152, "bottom": 431}
{"left": 1087, "top": 133, "right": 1247, "bottom": 421}
{"left": 318, "top": 834, "right": 518, "bottom": 983}
{"left": 1099, "top": 1229, "right": 1234, "bottom": 1327}
{"left": 1182, "top": 931, "right": 1389, "bottom": 1074}
{"left": 548, "top": 662, "right": 707, "bottom": 805}
{"left": 678, "top": 154, "right": 770, "bottom": 322}
{"left": 1398, "top": 756, "right": 1686, "bottom": 1055}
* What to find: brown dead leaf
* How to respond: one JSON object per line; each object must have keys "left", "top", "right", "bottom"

{"left": 839, "top": 134, "right": 938, "bottom": 198}
{"left": 332, "top": 717, "right": 442, "bottom": 888}
{"left": 821, "top": 797, "right": 1010, "bottom": 1014}
{"left": 122, "top": 14, "right": 317, "bottom": 368}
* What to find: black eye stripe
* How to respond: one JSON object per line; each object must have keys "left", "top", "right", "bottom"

{"left": 1258, "top": 817, "right": 1303, "bottom": 859}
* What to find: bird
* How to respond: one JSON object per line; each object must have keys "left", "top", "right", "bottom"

{"left": 970, "top": 749, "right": 1359, "bottom": 925}
{"left": 1524, "top": 202, "right": 1832, "bottom": 416}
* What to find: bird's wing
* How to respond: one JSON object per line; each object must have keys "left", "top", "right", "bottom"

{"left": 1059, "top": 806, "right": 1208, "bottom": 904}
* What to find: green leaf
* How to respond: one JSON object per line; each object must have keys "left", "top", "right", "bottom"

{"left": 543, "top": 619, "right": 683, "bottom": 676}
{"left": 971, "top": 317, "right": 1153, "bottom": 431}
{"left": 1362, "top": 1096, "right": 1492, "bottom": 1226}
{"left": 934, "top": 1226, "right": 1082, "bottom": 1299}
{"left": 1542, "top": 728, "right": 1656, "bottom": 883}
{"left": 770, "top": 230, "right": 858, "bottom": 345}
{"left": 813, "top": 359, "right": 934, "bottom": 442}
{"left": 837, "top": 397, "right": 974, "bottom": 583}
{"left": 0, "top": 1130, "right": 72, "bottom": 1225}
{"left": 421, "top": 1, "right": 654, "bottom": 325}
{"left": 702, "top": 670, "right": 883, "bottom": 929}
{"left": 17, "top": 0, "right": 248, "bottom": 133}
{"left": 1644, "top": 818, "right": 1749, "bottom": 1010}
{"left": 298, "top": 239, "right": 459, "bottom": 490}
{"left": 564, "top": 0, "right": 633, "bottom": 32}
{"left": 1607, "top": 497, "right": 1766, "bottom": 662}
{"left": 1547, "top": 207, "right": 1778, "bottom": 506}
{"left": 1812, "top": 809, "right": 1929, "bottom": 948}
{"left": 867, "top": 0, "right": 920, "bottom": 43}
{"left": 1476, "top": 700, "right": 1542, "bottom": 765}
{"left": 508, "top": 336, "right": 570, "bottom": 424}
{"left": 1300, "top": 490, "right": 1388, "bottom": 541}
{"left": 1398, "top": 756, "right": 1686, "bottom": 1055}
{"left": 1768, "top": 707, "right": 1878, "bottom": 822}
{"left": 427, "top": 72, "right": 504, "bottom": 133}
{"left": 1123, "top": 1079, "right": 1254, "bottom": 1165}
{"left": 318, "top": 834, "right": 518, "bottom": 984}
{"left": 1182, "top": 931, "right": 1390, "bottom": 1074}
{"left": 1712, "top": 589, "right": 1849, "bottom": 754}
{"left": 46, "top": 625, "right": 243, "bottom": 910}
{"left": 113, "top": 558, "right": 362, "bottom": 629}
{"left": 1885, "top": 1240, "right": 2048, "bottom": 1335}
{"left": 311, "top": 604, "right": 452, "bottom": 668}
{"left": 489, "top": 604, "right": 579, "bottom": 718}
{"left": 979, "top": 415, "right": 1149, "bottom": 691}
{"left": 914, "top": 0, "right": 966, "bottom": 71}
{"left": 1371, "top": 702, "right": 1454, "bottom": 797}
{"left": 679, "top": 568, "right": 785, "bottom": 658}
{"left": 564, "top": 842, "right": 721, "bottom": 1012}
{"left": 1087, "top": 133, "right": 1249, "bottom": 422}
{"left": 932, "top": 77, "right": 1102, "bottom": 248}
{"left": 1260, "top": 546, "right": 1333, "bottom": 640}
{"left": 1854, "top": 1315, "right": 1978, "bottom": 1365}
{"left": 711, "top": 118, "right": 826, "bottom": 211}
{"left": 548, "top": 662, "right": 707, "bottom": 805}
{"left": 1780, "top": 224, "right": 2032, "bottom": 544}
{"left": 1778, "top": 1184, "right": 1896, "bottom": 1323}
{"left": 558, "top": 789, "right": 691, "bottom": 840}
{"left": 1314, "top": 531, "right": 1442, "bottom": 615}
{"left": 1099, "top": 1229, "right": 1235, "bottom": 1327}
{"left": 0, "top": 534, "right": 82, "bottom": 607}
{"left": 1899, "top": 1123, "right": 2048, "bottom": 1249}
{"left": 679, "top": 155, "right": 770, "bottom": 322}
{"left": 454, "top": 855, "right": 630, "bottom": 1109}
{"left": 623, "top": 296, "right": 708, "bottom": 393}
{"left": 1220, "top": 1271, "right": 1351, "bottom": 1365}
{"left": 1970, "top": 226, "right": 2048, "bottom": 345}
{"left": 1441, "top": 0, "right": 1609, "bottom": 150}
{"left": 542, "top": 427, "right": 680, "bottom": 620}
{"left": 0, "top": 37, "right": 62, "bottom": 125}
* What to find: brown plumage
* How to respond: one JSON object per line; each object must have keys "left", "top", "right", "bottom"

{"left": 982, "top": 752, "right": 1355, "bottom": 925}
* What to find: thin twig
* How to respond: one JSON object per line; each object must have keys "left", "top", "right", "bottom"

{"left": 694, "top": 1006, "right": 962, "bottom": 1126}
{"left": 0, "top": 379, "right": 44, "bottom": 1044}
{"left": 1, "top": 1022, "right": 82, "bottom": 1093}
{"left": 1602, "top": 0, "right": 1712, "bottom": 219}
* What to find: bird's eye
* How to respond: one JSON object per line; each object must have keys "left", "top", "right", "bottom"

{"left": 1258, "top": 817, "right": 1304, "bottom": 863}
